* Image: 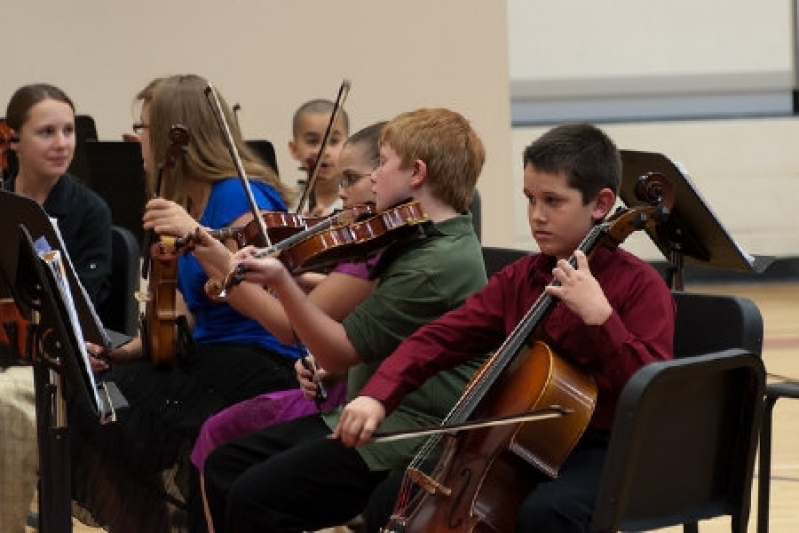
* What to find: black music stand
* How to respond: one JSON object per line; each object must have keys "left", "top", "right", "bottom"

{"left": 619, "top": 150, "right": 775, "bottom": 290}
{"left": 13, "top": 225, "right": 105, "bottom": 533}
{"left": 0, "top": 190, "right": 108, "bottom": 345}
{"left": 0, "top": 190, "right": 126, "bottom": 532}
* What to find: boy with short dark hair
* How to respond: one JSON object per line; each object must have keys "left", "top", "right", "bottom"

{"left": 289, "top": 98, "right": 349, "bottom": 216}
{"left": 338, "top": 122, "right": 676, "bottom": 532}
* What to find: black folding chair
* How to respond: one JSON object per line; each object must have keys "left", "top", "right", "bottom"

{"left": 591, "top": 348, "right": 765, "bottom": 533}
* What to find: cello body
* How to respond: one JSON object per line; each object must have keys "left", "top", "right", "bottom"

{"left": 392, "top": 341, "right": 596, "bottom": 532}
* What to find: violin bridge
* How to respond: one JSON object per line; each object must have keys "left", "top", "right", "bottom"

{"left": 406, "top": 467, "right": 451, "bottom": 496}
{"left": 134, "top": 290, "right": 152, "bottom": 303}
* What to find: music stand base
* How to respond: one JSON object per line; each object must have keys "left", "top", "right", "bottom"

{"left": 33, "top": 361, "right": 73, "bottom": 533}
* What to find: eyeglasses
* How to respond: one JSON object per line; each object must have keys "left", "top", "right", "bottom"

{"left": 340, "top": 170, "right": 374, "bottom": 189}
{"left": 132, "top": 122, "right": 150, "bottom": 135}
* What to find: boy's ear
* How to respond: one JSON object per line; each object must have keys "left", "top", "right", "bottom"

{"left": 410, "top": 160, "right": 427, "bottom": 184}
{"left": 287, "top": 140, "right": 299, "bottom": 161}
{"left": 592, "top": 188, "right": 616, "bottom": 220}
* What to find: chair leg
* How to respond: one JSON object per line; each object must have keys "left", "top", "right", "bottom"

{"left": 757, "top": 394, "right": 779, "bottom": 533}
{"left": 683, "top": 521, "right": 698, "bottom": 533}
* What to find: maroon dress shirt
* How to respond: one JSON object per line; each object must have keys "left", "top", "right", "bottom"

{"left": 360, "top": 246, "right": 675, "bottom": 432}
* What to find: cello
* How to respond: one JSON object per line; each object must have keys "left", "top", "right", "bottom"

{"left": 381, "top": 173, "right": 674, "bottom": 532}
{"left": 137, "top": 125, "right": 190, "bottom": 367}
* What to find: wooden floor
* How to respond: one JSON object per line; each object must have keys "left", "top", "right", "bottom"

{"left": 68, "top": 281, "right": 799, "bottom": 533}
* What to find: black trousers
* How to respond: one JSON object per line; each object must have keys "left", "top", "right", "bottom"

{"left": 364, "top": 431, "right": 610, "bottom": 533}
{"left": 514, "top": 431, "right": 609, "bottom": 532}
{"left": 203, "top": 414, "right": 388, "bottom": 533}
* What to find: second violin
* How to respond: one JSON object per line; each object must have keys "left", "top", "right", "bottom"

{"left": 206, "top": 200, "right": 428, "bottom": 299}
{"left": 278, "top": 201, "right": 427, "bottom": 272}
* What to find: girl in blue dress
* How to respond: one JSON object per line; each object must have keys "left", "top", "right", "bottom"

{"left": 74, "top": 74, "right": 301, "bottom": 533}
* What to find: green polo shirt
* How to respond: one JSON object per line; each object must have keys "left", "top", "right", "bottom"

{"left": 321, "top": 212, "right": 487, "bottom": 470}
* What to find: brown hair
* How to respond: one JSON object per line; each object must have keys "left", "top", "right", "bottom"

{"left": 381, "top": 108, "right": 485, "bottom": 212}
{"left": 344, "top": 121, "right": 387, "bottom": 166}
{"left": 523, "top": 122, "right": 621, "bottom": 204}
{"left": 137, "top": 74, "right": 295, "bottom": 207}
{"left": 5, "top": 83, "right": 75, "bottom": 136}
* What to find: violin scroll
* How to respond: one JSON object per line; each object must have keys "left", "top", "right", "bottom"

{"left": 0, "top": 123, "right": 15, "bottom": 178}
{"left": 1, "top": 298, "right": 28, "bottom": 361}
{"left": 163, "top": 125, "right": 190, "bottom": 173}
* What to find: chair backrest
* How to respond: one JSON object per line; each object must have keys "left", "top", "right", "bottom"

{"left": 672, "top": 290, "right": 764, "bottom": 357}
{"left": 66, "top": 114, "right": 100, "bottom": 184}
{"left": 469, "top": 189, "right": 481, "bottom": 242}
{"left": 590, "top": 291, "right": 766, "bottom": 532}
{"left": 591, "top": 348, "right": 765, "bottom": 532}
{"left": 481, "top": 246, "right": 528, "bottom": 278}
{"left": 98, "top": 225, "right": 140, "bottom": 336}
{"left": 246, "top": 139, "right": 279, "bottom": 176}
{"left": 82, "top": 140, "right": 147, "bottom": 243}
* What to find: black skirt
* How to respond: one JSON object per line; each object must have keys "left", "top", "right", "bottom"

{"left": 69, "top": 342, "right": 299, "bottom": 533}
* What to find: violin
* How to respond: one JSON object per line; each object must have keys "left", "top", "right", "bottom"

{"left": 157, "top": 203, "right": 376, "bottom": 263}
{"left": 0, "top": 123, "right": 14, "bottom": 180}
{"left": 137, "top": 125, "right": 190, "bottom": 367}
{"left": 205, "top": 200, "right": 427, "bottom": 300}
{"left": 204, "top": 81, "right": 353, "bottom": 410}
{"left": 152, "top": 207, "right": 348, "bottom": 261}
{"left": 381, "top": 173, "right": 674, "bottom": 533}
{"left": 0, "top": 298, "right": 28, "bottom": 361}
{"left": 279, "top": 201, "right": 425, "bottom": 272}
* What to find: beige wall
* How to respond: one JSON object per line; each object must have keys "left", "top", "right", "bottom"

{"left": 512, "top": 118, "right": 799, "bottom": 261}
{"left": 508, "top": 0, "right": 793, "bottom": 98}
{"left": 504, "top": 0, "right": 799, "bottom": 263}
{"left": 4, "top": 1, "right": 798, "bottom": 262}
{"left": 1, "top": 0, "right": 516, "bottom": 246}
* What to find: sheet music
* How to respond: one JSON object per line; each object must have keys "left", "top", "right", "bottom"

{"left": 46, "top": 217, "right": 112, "bottom": 347}
{"left": 40, "top": 249, "right": 103, "bottom": 413}
{"left": 669, "top": 159, "right": 757, "bottom": 267}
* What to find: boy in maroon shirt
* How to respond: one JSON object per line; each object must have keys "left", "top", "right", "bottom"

{"left": 335, "top": 123, "right": 675, "bottom": 532}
